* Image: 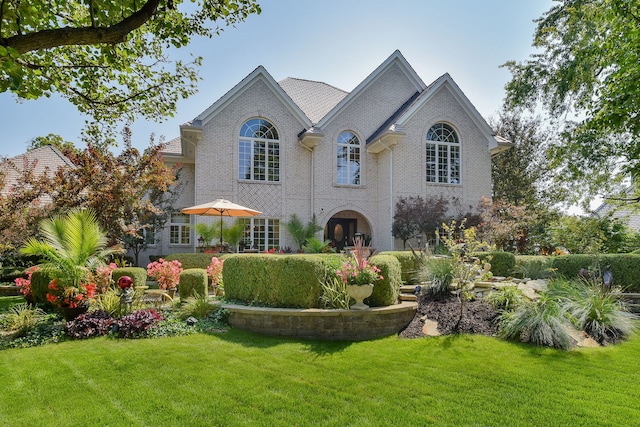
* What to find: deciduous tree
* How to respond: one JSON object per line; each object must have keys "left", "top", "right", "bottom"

{"left": 503, "top": 0, "right": 640, "bottom": 203}
{"left": 1, "top": 0, "right": 260, "bottom": 133}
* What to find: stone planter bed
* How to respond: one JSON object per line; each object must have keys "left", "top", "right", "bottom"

{"left": 223, "top": 301, "right": 418, "bottom": 341}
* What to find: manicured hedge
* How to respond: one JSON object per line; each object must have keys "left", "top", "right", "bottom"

{"left": 112, "top": 267, "right": 147, "bottom": 289}
{"left": 377, "top": 251, "right": 421, "bottom": 284}
{"left": 367, "top": 254, "right": 402, "bottom": 306}
{"left": 0, "top": 267, "right": 25, "bottom": 283}
{"left": 222, "top": 253, "right": 401, "bottom": 309}
{"left": 223, "top": 254, "right": 333, "bottom": 308}
{"left": 551, "top": 254, "right": 640, "bottom": 291}
{"left": 164, "top": 253, "right": 228, "bottom": 270}
{"left": 473, "top": 251, "right": 516, "bottom": 277}
{"left": 179, "top": 268, "right": 208, "bottom": 299}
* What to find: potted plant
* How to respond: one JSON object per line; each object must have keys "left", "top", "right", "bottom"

{"left": 335, "top": 236, "right": 383, "bottom": 310}
{"left": 146, "top": 258, "right": 183, "bottom": 297}
{"left": 46, "top": 278, "right": 97, "bottom": 320}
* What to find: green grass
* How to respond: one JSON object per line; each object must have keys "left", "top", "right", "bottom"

{"left": 1, "top": 328, "right": 639, "bottom": 426}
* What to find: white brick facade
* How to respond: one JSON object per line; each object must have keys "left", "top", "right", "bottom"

{"left": 152, "top": 51, "right": 504, "bottom": 258}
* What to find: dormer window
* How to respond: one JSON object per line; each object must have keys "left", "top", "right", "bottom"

{"left": 336, "top": 131, "right": 361, "bottom": 185}
{"left": 426, "top": 123, "right": 460, "bottom": 184}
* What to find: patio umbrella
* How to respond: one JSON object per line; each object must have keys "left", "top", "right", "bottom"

{"left": 181, "top": 199, "right": 262, "bottom": 243}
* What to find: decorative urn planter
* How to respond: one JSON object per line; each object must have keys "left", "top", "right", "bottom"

{"left": 346, "top": 284, "right": 374, "bottom": 310}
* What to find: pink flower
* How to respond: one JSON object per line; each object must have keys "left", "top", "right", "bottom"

{"left": 147, "top": 258, "right": 183, "bottom": 290}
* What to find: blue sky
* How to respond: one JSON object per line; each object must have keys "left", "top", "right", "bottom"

{"left": 0, "top": 0, "right": 554, "bottom": 158}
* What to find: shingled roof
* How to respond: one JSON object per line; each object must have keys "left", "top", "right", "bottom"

{"left": 1, "top": 145, "right": 75, "bottom": 199}
{"left": 278, "top": 77, "right": 348, "bottom": 125}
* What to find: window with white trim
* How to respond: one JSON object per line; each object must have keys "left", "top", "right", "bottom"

{"left": 336, "top": 131, "right": 361, "bottom": 185}
{"left": 239, "top": 118, "right": 280, "bottom": 182}
{"left": 426, "top": 123, "right": 460, "bottom": 184}
{"left": 169, "top": 213, "right": 191, "bottom": 245}
{"left": 240, "top": 218, "right": 280, "bottom": 251}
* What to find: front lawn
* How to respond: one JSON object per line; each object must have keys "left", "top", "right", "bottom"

{"left": 0, "top": 327, "right": 638, "bottom": 425}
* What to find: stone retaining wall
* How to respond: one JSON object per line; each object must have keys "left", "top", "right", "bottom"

{"left": 223, "top": 302, "right": 417, "bottom": 341}
{"left": 0, "top": 285, "right": 21, "bottom": 297}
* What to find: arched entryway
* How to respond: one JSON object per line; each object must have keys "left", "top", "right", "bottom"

{"left": 324, "top": 210, "right": 372, "bottom": 252}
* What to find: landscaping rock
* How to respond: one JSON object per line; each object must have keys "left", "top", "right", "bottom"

{"left": 420, "top": 317, "right": 440, "bottom": 336}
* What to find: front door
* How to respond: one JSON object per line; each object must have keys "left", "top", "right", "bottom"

{"left": 326, "top": 218, "right": 357, "bottom": 251}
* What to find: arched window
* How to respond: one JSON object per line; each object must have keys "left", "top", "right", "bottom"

{"left": 336, "top": 131, "right": 361, "bottom": 185}
{"left": 239, "top": 118, "right": 280, "bottom": 182}
{"left": 426, "top": 123, "right": 460, "bottom": 184}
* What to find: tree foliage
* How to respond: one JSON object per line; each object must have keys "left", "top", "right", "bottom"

{"left": 490, "top": 111, "right": 554, "bottom": 207}
{"left": 503, "top": 0, "right": 640, "bottom": 203}
{"left": 0, "top": 0, "right": 260, "bottom": 131}
{"left": 392, "top": 195, "right": 449, "bottom": 249}
{"left": 0, "top": 134, "right": 178, "bottom": 261}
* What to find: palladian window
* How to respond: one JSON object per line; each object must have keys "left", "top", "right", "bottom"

{"left": 336, "top": 131, "right": 361, "bottom": 185}
{"left": 239, "top": 118, "right": 280, "bottom": 182}
{"left": 426, "top": 123, "right": 460, "bottom": 184}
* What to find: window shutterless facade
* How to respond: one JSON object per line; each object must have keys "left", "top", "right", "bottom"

{"left": 169, "top": 213, "right": 191, "bottom": 245}
{"left": 336, "top": 131, "right": 361, "bottom": 185}
{"left": 240, "top": 218, "right": 280, "bottom": 251}
{"left": 426, "top": 123, "right": 460, "bottom": 184}
{"left": 239, "top": 118, "right": 280, "bottom": 182}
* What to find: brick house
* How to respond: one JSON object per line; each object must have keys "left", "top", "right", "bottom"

{"left": 150, "top": 50, "right": 510, "bottom": 257}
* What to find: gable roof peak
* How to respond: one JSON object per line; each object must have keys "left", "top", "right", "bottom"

{"left": 315, "top": 50, "right": 427, "bottom": 129}
{"left": 193, "top": 65, "right": 312, "bottom": 128}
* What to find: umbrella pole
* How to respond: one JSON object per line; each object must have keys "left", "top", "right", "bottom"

{"left": 220, "top": 215, "right": 223, "bottom": 243}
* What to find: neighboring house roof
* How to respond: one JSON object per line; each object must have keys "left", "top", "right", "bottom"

{"left": 1, "top": 145, "right": 74, "bottom": 200}
{"left": 278, "top": 77, "right": 348, "bottom": 125}
{"left": 593, "top": 187, "right": 640, "bottom": 231}
{"left": 162, "top": 136, "right": 183, "bottom": 155}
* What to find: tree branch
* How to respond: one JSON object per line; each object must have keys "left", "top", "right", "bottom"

{"left": 3, "top": 0, "right": 162, "bottom": 54}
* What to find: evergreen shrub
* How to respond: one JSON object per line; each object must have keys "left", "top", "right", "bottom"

{"left": 179, "top": 268, "right": 208, "bottom": 299}
{"left": 30, "top": 269, "right": 54, "bottom": 305}
{"left": 474, "top": 251, "right": 516, "bottom": 277}
{"left": 551, "top": 254, "right": 640, "bottom": 292}
{"left": 367, "top": 254, "right": 401, "bottom": 306}
{"left": 377, "top": 251, "right": 420, "bottom": 284}
{"left": 112, "top": 267, "right": 147, "bottom": 288}
{"left": 165, "top": 253, "right": 229, "bottom": 269}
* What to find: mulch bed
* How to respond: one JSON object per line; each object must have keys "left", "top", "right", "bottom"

{"left": 399, "top": 294, "right": 499, "bottom": 338}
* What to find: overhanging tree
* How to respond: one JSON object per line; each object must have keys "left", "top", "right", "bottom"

{"left": 0, "top": 0, "right": 260, "bottom": 135}
{"left": 503, "top": 0, "right": 640, "bottom": 204}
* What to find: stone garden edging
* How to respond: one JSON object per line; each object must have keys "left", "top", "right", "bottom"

{"left": 223, "top": 301, "right": 418, "bottom": 341}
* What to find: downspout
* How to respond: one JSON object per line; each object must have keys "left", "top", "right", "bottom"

{"left": 300, "top": 143, "right": 314, "bottom": 218}
{"left": 378, "top": 139, "right": 394, "bottom": 250}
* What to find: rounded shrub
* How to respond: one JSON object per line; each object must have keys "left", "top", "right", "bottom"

{"left": 367, "top": 254, "right": 402, "bottom": 306}
{"left": 474, "top": 251, "right": 516, "bottom": 277}
{"left": 179, "top": 268, "right": 208, "bottom": 300}
{"left": 112, "top": 267, "right": 147, "bottom": 289}
{"left": 30, "top": 269, "right": 54, "bottom": 305}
